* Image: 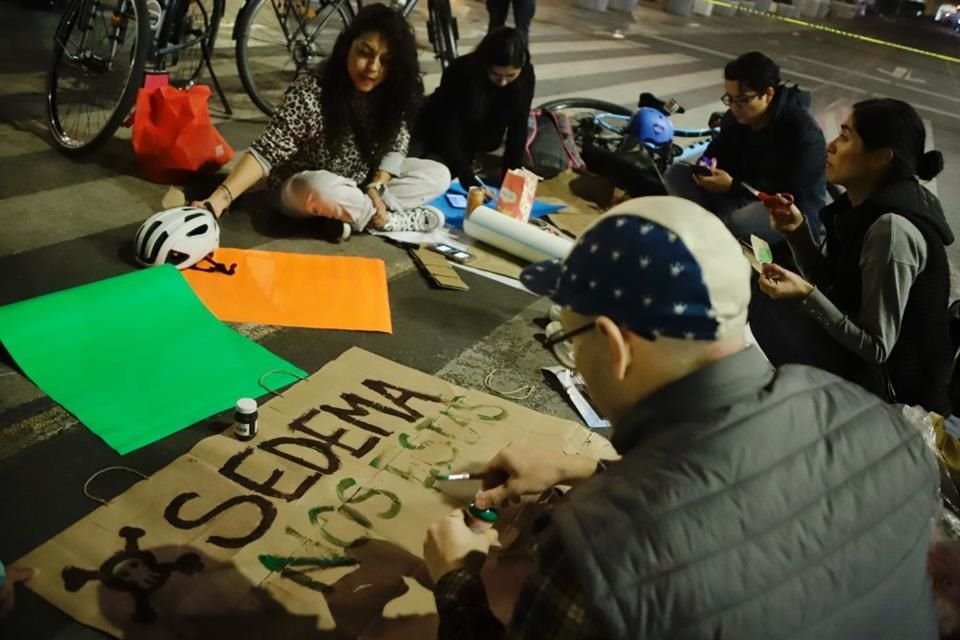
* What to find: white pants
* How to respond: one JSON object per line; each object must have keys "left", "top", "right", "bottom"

{"left": 280, "top": 158, "right": 451, "bottom": 231}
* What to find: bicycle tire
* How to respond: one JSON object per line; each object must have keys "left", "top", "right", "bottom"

{"left": 535, "top": 98, "right": 631, "bottom": 116}
{"left": 427, "top": 0, "right": 458, "bottom": 68}
{"left": 166, "top": 0, "right": 224, "bottom": 87}
{"left": 236, "top": 0, "right": 351, "bottom": 116}
{"left": 47, "top": 0, "right": 150, "bottom": 155}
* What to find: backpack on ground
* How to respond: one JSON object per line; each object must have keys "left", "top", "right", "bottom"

{"left": 524, "top": 109, "right": 585, "bottom": 179}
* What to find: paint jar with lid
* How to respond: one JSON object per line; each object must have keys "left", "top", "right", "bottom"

{"left": 234, "top": 398, "right": 259, "bottom": 441}
{"left": 465, "top": 503, "right": 499, "bottom": 533}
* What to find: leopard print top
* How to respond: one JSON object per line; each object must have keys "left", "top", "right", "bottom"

{"left": 250, "top": 71, "right": 408, "bottom": 190}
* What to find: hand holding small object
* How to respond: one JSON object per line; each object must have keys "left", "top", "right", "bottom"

{"left": 473, "top": 442, "right": 598, "bottom": 508}
{"left": 423, "top": 509, "right": 499, "bottom": 582}
{"left": 763, "top": 198, "right": 804, "bottom": 233}
{"left": 758, "top": 263, "right": 814, "bottom": 300}
{"left": 693, "top": 167, "right": 734, "bottom": 193}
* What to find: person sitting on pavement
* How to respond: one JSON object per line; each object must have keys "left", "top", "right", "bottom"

{"left": 753, "top": 98, "right": 953, "bottom": 415}
{"left": 193, "top": 4, "right": 450, "bottom": 234}
{"left": 423, "top": 195, "right": 940, "bottom": 640}
{"left": 664, "top": 51, "right": 826, "bottom": 243}
{"left": 412, "top": 27, "right": 534, "bottom": 201}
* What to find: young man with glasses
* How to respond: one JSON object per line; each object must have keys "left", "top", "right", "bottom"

{"left": 422, "top": 196, "right": 938, "bottom": 640}
{"left": 664, "top": 51, "right": 827, "bottom": 242}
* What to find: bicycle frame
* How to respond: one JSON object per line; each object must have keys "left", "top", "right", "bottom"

{"left": 233, "top": 0, "right": 357, "bottom": 66}
{"left": 356, "top": 0, "right": 418, "bottom": 18}
{"left": 151, "top": 0, "right": 225, "bottom": 67}
{"left": 593, "top": 112, "right": 717, "bottom": 168}
{"left": 57, "top": 0, "right": 135, "bottom": 73}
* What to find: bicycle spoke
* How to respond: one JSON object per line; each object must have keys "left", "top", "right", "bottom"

{"left": 166, "top": 0, "right": 220, "bottom": 86}
{"left": 48, "top": 0, "right": 145, "bottom": 151}
{"left": 238, "top": 0, "right": 347, "bottom": 115}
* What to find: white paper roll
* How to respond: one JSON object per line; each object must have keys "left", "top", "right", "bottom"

{"left": 463, "top": 206, "right": 574, "bottom": 263}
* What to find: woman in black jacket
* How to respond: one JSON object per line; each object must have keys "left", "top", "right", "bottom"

{"left": 754, "top": 98, "right": 954, "bottom": 414}
{"left": 413, "top": 28, "right": 535, "bottom": 197}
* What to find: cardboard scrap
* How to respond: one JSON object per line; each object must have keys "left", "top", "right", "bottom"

{"left": 450, "top": 234, "right": 526, "bottom": 281}
{"left": 19, "top": 348, "right": 615, "bottom": 639}
{"left": 410, "top": 248, "right": 469, "bottom": 291}
{"left": 546, "top": 213, "right": 601, "bottom": 239}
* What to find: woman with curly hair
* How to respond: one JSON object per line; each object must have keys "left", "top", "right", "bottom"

{"left": 194, "top": 4, "right": 450, "bottom": 234}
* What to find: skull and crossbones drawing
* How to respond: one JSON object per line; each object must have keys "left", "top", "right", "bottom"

{"left": 61, "top": 526, "right": 203, "bottom": 623}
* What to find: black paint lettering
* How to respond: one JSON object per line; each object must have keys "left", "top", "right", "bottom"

{"left": 220, "top": 447, "right": 321, "bottom": 501}
{"left": 258, "top": 437, "right": 341, "bottom": 475}
{"left": 290, "top": 408, "right": 381, "bottom": 459}
{"left": 319, "top": 394, "right": 409, "bottom": 435}
{"left": 163, "top": 492, "right": 276, "bottom": 549}
{"left": 319, "top": 380, "right": 444, "bottom": 434}
{"left": 362, "top": 379, "right": 444, "bottom": 418}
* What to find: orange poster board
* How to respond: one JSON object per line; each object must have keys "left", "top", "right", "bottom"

{"left": 183, "top": 248, "right": 392, "bottom": 333}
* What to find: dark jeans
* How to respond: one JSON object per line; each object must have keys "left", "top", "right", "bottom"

{"left": 487, "top": 0, "right": 535, "bottom": 42}
{"left": 663, "top": 163, "right": 782, "bottom": 244}
{"left": 748, "top": 279, "right": 858, "bottom": 379}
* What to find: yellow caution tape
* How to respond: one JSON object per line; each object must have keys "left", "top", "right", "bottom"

{"left": 707, "top": 0, "right": 960, "bottom": 64}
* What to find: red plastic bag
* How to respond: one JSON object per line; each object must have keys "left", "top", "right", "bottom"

{"left": 132, "top": 84, "right": 234, "bottom": 184}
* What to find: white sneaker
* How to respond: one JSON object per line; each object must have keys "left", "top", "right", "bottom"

{"left": 548, "top": 304, "right": 563, "bottom": 322}
{"left": 382, "top": 205, "right": 445, "bottom": 232}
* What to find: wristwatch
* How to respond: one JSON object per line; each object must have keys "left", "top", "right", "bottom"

{"left": 366, "top": 182, "right": 386, "bottom": 197}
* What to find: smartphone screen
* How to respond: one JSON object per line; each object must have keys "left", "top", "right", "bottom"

{"left": 446, "top": 194, "right": 468, "bottom": 208}
{"left": 430, "top": 244, "right": 473, "bottom": 263}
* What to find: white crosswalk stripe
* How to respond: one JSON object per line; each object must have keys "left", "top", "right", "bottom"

{"left": 535, "top": 68, "right": 723, "bottom": 107}
{"left": 424, "top": 52, "right": 696, "bottom": 91}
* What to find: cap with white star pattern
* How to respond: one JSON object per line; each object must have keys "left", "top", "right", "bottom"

{"left": 521, "top": 196, "right": 751, "bottom": 341}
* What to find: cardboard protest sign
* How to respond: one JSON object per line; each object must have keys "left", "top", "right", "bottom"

{"left": 19, "top": 348, "right": 615, "bottom": 638}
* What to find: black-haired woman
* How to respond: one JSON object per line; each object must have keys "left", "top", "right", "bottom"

{"left": 194, "top": 4, "right": 450, "bottom": 233}
{"left": 756, "top": 98, "right": 954, "bottom": 414}
{"left": 413, "top": 27, "right": 534, "bottom": 197}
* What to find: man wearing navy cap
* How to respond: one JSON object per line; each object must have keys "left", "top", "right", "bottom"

{"left": 423, "top": 196, "right": 938, "bottom": 639}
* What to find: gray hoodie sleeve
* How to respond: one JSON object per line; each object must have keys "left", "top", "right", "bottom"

{"left": 785, "top": 219, "right": 830, "bottom": 285}
{"left": 798, "top": 213, "right": 927, "bottom": 364}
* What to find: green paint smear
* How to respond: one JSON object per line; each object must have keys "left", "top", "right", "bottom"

{"left": 398, "top": 433, "right": 423, "bottom": 450}
{"left": 342, "top": 505, "right": 373, "bottom": 528}
{"left": 424, "top": 469, "right": 441, "bottom": 490}
{"left": 259, "top": 554, "right": 357, "bottom": 572}
{"left": 308, "top": 505, "right": 336, "bottom": 525}
{"left": 337, "top": 477, "right": 358, "bottom": 499}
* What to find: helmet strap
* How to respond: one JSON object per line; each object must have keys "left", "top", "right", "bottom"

{"left": 190, "top": 255, "right": 237, "bottom": 276}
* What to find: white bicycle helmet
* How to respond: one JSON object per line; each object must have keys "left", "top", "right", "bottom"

{"left": 134, "top": 206, "right": 220, "bottom": 270}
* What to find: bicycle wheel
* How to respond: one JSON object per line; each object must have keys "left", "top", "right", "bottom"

{"left": 236, "top": 0, "right": 351, "bottom": 116}
{"left": 47, "top": 0, "right": 150, "bottom": 154}
{"left": 536, "top": 98, "right": 632, "bottom": 155}
{"left": 427, "top": 0, "right": 458, "bottom": 68}
{"left": 166, "top": 0, "right": 224, "bottom": 87}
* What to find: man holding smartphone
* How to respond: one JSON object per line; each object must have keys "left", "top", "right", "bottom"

{"left": 664, "top": 51, "right": 826, "bottom": 243}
